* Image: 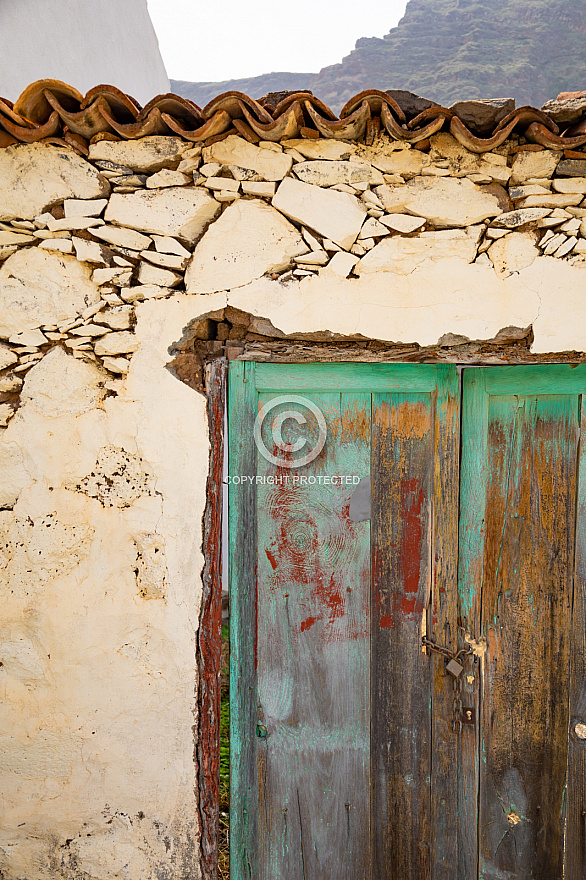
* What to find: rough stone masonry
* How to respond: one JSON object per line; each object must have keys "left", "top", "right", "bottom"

{"left": 2, "top": 100, "right": 586, "bottom": 879}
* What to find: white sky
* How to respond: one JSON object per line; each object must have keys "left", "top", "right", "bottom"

{"left": 147, "top": 0, "right": 409, "bottom": 83}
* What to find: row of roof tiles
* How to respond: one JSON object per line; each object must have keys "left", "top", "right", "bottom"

{"left": 2, "top": 80, "right": 586, "bottom": 155}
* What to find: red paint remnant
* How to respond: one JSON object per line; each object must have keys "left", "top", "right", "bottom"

{"left": 265, "top": 548, "right": 278, "bottom": 570}
{"left": 301, "top": 616, "right": 318, "bottom": 632}
{"left": 315, "top": 573, "right": 344, "bottom": 620}
{"left": 380, "top": 615, "right": 393, "bottom": 629}
{"left": 399, "top": 478, "right": 425, "bottom": 619}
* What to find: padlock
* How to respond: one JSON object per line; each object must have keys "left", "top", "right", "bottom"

{"left": 446, "top": 658, "right": 464, "bottom": 678}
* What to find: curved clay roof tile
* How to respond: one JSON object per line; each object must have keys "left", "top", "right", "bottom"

{"left": 240, "top": 100, "right": 304, "bottom": 141}
{"left": 162, "top": 109, "right": 232, "bottom": 143}
{"left": 306, "top": 99, "right": 369, "bottom": 140}
{"left": 524, "top": 121, "right": 586, "bottom": 150}
{"left": 14, "top": 79, "right": 83, "bottom": 124}
{"left": 3, "top": 81, "right": 586, "bottom": 154}
{"left": 341, "top": 90, "right": 406, "bottom": 124}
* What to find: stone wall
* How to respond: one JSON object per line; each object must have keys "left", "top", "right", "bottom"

{"left": 1, "top": 127, "right": 586, "bottom": 880}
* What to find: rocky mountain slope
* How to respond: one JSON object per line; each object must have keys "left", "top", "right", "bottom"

{"left": 171, "top": 0, "right": 586, "bottom": 112}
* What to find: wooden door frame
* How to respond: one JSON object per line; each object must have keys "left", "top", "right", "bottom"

{"left": 199, "top": 352, "right": 586, "bottom": 880}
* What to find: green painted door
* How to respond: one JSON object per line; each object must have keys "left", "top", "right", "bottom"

{"left": 458, "top": 365, "right": 586, "bottom": 880}
{"left": 228, "top": 362, "right": 586, "bottom": 880}
{"left": 228, "top": 362, "right": 460, "bottom": 880}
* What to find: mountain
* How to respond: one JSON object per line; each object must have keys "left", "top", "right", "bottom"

{"left": 171, "top": 0, "right": 586, "bottom": 113}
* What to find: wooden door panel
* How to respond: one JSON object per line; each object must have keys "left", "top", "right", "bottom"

{"left": 229, "top": 362, "right": 461, "bottom": 880}
{"left": 372, "top": 392, "right": 434, "bottom": 879}
{"left": 459, "top": 367, "right": 586, "bottom": 880}
{"left": 256, "top": 391, "right": 371, "bottom": 880}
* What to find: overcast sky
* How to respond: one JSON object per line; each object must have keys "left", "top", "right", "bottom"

{"left": 147, "top": 0, "right": 409, "bottom": 83}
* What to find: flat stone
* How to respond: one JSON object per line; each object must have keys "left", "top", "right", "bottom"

{"left": 214, "top": 192, "right": 240, "bottom": 203}
{"left": 293, "top": 251, "right": 329, "bottom": 266}
{"left": 94, "top": 306, "right": 133, "bottom": 331}
{"left": 64, "top": 198, "right": 109, "bottom": 218}
{"left": 137, "top": 262, "right": 182, "bottom": 288}
{"left": 541, "top": 94, "right": 586, "bottom": 125}
{"left": 281, "top": 139, "right": 357, "bottom": 161}
{"left": 46, "top": 216, "right": 104, "bottom": 233}
{"left": 38, "top": 239, "right": 74, "bottom": 254}
{"left": 510, "top": 150, "right": 561, "bottom": 185}
{"left": 293, "top": 161, "right": 383, "bottom": 188}
{"left": 375, "top": 177, "right": 502, "bottom": 227}
{"left": 92, "top": 267, "right": 132, "bottom": 285}
{"left": 553, "top": 177, "right": 586, "bottom": 194}
{"left": 0, "top": 143, "right": 109, "bottom": 221}
{"left": 272, "top": 178, "right": 366, "bottom": 249}
{"left": 0, "top": 344, "right": 18, "bottom": 370}
{"left": 205, "top": 177, "right": 240, "bottom": 192}
{"left": 492, "top": 208, "right": 552, "bottom": 228}
{"left": 92, "top": 225, "right": 152, "bottom": 251}
{"left": 449, "top": 98, "right": 515, "bottom": 136}
{"left": 358, "top": 218, "right": 391, "bottom": 239}
{"left": 489, "top": 231, "right": 540, "bottom": 278}
{"left": 0, "top": 370, "right": 22, "bottom": 391}
{"left": 151, "top": 235, "right": 191, "bottom": 257}
{"left": 369, "top": 149, "right": 428, "bottom": 178}
{"left": 0, "top": 249, "right": 99, "bottom": 338}
{"left": 199, "top": 163, "right": 222, "bottom": 177}
{"left": 515, "top": 193, "right": 583, "bottom": 209}
{"left": 8, "top": 328, "right": 48, "bottom": 346}
{"left": 510, "top": 185, "right": 552, "bottom": 200}
{"left": 94, "top": 331, "right": 139, "bottom": 356}
{"left": 89, "top": 137, "right": 187, "bottom": 173}
{"left": 68, "top": 323, "right": 109, "bottom": 337}
{"left": 140, "top": 250, "right": 187, "bottom": 271}
{"left": 242, "top": 181, "right": 276, "bottom": 198}
{"left": 380, "top": 214, "right": 426, "bottom": 234}
{"left": 556, "top": 236, "right": 578, "bottom": 257}
{"left": 203, "top": 135, "right": 292, "bottom": 181}
{"left": 21, "top": 347, "right": 105, "bottom": 416}
{"left": 0, "top": 231, "right": 35, "bottom": 246}
{"left": 104, "top": 188, "right": 220, "bottom": 244}
{"left": 177, "top": 157, "right": 202, "bottom": 174}
{"left": 324, "top": 251, "right": 359, "bottom": 277}
{"left": 556, "top": 160, "right": 586, "bottom": 178}
{"left": 72, "top": 237, "right": 111, "bottom": 266}
{"left": 120, "top": 285, "right": 171, "bottom": 302}
{"left": 543, "top": 233, "right": 567, "bottom": 255}
{"left": 185, "top": 199, "right": 308, "bottom": 294}
{"left": 146, "top": 169, "right": 192, "bottom": 189}
{"left": 101, "top": 356, "right": 130, "bottom": 374}
{"left": 355, "top": 227, "right": 484, "bottom": 276}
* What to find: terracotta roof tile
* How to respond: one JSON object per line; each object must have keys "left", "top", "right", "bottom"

{"left": 2, "top": 80, "right": 586, "bottom": 155}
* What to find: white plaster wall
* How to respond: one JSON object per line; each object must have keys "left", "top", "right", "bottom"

{"left": 0, "top": 300, "right": 207, "bottom": 879}
{"left": 2, "top": 132, "right": 586, "bottom": 878}
{"left": 0, "top": 0, "right": 169, "bottom": 105}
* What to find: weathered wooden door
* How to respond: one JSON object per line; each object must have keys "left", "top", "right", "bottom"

{"left": 458, "top": 366, "right": 586, "bottom": 880}
{"left": 228, "top": 361, "right": 586, "bottom": 880}
{"left": 228, "top": 361, "right": 460, "bottom": 880}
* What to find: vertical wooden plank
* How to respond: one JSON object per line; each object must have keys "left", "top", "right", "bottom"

{"left": 478, "top": 394, "right": 578, "bottom": 880}
{"left": 255, "top": 391, "right": 371, "bottom": 880}
{"left": 372, "top": 391, "right": 434, "bottom": 879}
{"left": 199, "top": 358, "right": 226, "bottom": 880}
{"left": 229, "top": 360, "right": 259, "bottom": 880}
{"left": 460, "top": 373, "right": 581, "bottom": 880}
{"left": 430, "top": 366, "right": 461, "bottom": 880}
{"left": 457, "top": 370, "right": 489, "bottom": 880}
{"left": 564, "top": 395, "right": 586, "bottom": 880}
